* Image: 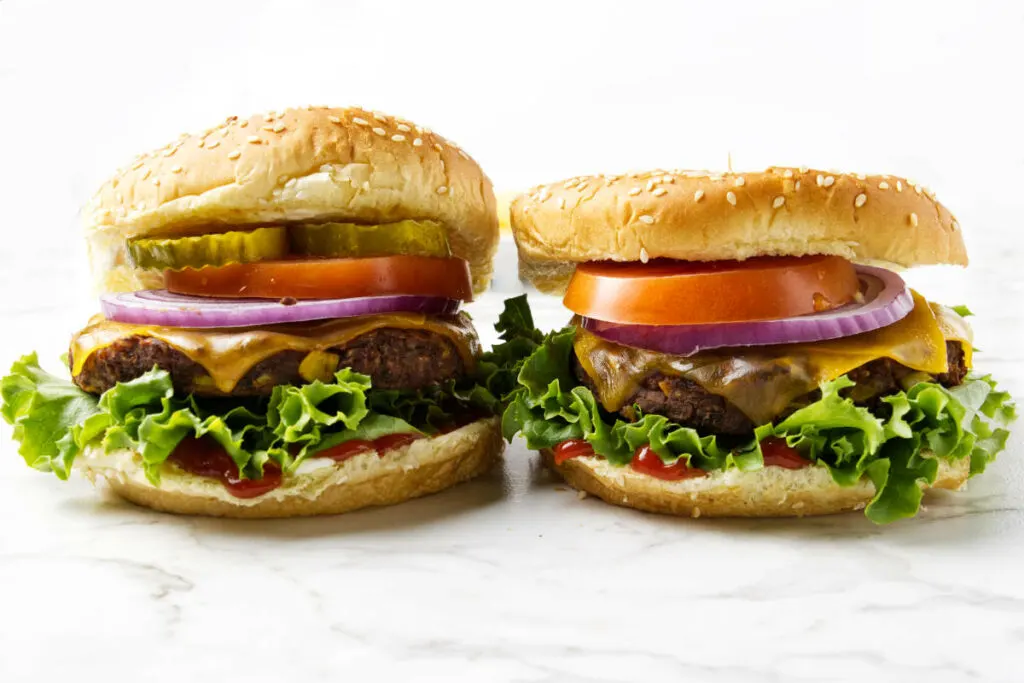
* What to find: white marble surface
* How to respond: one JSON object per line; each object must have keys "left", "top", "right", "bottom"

{"left": 2, "top": 2, "right": 1024, "bottom": 680}
{"left": 0, "top": 235, "right": 1022, "bottom": 682}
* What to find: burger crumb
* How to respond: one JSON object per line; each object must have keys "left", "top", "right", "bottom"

{"left": 576, "top": 490, "right": 588, "bottom": 500}
{"left": 691, "top": 507, "right": 702, "bottom": 519}
{"left": 279, "top": 296, "right": 298, "bottom": 306}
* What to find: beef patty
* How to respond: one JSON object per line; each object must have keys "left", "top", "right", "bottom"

{"left": 575, "top": 341, "right": 968, "bottom": 436}
{"left": 72, "top": 328, "right": 466, "bottom": 396}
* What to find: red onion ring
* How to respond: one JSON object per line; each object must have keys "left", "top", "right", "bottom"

{"left": 581, "top": 265, "right": 913, "bottom": 355}
{"left": 100, "top": 290, "right": 461, "bottom": 328}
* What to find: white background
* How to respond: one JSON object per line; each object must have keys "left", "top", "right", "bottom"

{"left": 1, "top": 2, "right": 1023, "bottom": 682}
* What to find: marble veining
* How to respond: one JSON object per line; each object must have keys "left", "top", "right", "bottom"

{"left": 1, "top": 238, "right": 1022, "bottom": 682}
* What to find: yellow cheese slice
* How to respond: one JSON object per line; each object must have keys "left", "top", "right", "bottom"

{"left": 575, "top": 291, "right": 973, "bottom": 425}
{"left": 71, "top": 313, "right": 480, "bottom": 394}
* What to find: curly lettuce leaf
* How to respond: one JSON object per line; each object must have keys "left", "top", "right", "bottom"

{"left": 1, "top": 352, "right": 501, "bottom": 485}
{"left": 499, "top": 308, "right": 1016, "bottom": 524}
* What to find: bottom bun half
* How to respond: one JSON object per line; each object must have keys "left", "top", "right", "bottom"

{"left": 81, "top": 418, "right": 503, "bottom": 518}
{"left": 543, "top": 450, "right": 969, "bottom": 518}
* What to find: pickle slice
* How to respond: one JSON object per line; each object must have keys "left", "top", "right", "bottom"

{"left": 290, "top": 220, "right": 450, "bottom": 258}
{"left": 128, "top": 227, "right": 288, "bottom": 270}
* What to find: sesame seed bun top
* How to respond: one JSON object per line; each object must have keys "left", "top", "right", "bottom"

{"left": 83, "top": 106, "right": 499, "bottom": 294}
{"left": 510, "top": 168, "right": 968, "bottom": 294}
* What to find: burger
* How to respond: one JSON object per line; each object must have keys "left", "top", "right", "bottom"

{"left": 1, "top": 106, "right": 507, "bottom": 518}
{"left": 501, "top": 168, "right": 1016, "bottom": 523}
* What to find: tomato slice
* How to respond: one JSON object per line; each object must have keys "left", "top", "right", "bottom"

{"left": 564, "top": 255, "right": 859, "bottom": 325}
{"left": 164, "top": 255, "right": 474, "bottom": 301}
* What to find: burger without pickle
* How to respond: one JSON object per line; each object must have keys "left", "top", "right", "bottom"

{"left": 499, "top": 168, "right": 1015, "bottom": 523}
{"left": 1, "top": 106, "right": 509, "bottom": 518}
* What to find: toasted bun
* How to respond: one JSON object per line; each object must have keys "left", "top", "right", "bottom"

{"left": 79, "top": 418, "right": 502, "bottom": 518}
{"left": 511, "top": 168, "right": 967, "bottom": 294}
{"left": 84, "top": 106, "right": 499, "bottom": 294}
{"left": 544, "top": 450, "right": 969, "bottom": 518}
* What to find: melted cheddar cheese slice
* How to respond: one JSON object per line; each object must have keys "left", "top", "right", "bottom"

{"left": 575, "top": 291, "right": 973, "bottom": 425}
{"left": 71, "top": 313, "right": 480, "bottom": 394}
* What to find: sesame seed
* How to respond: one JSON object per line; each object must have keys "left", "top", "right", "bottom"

{"left": 694, "top": 189, "right": 705, "bottom": 202}
{"left": 372, "top": 127, "right": 386, "bottom": 137}
{"left": 662, "top": 176, "right": 674, "bottom": 184}
{"left": 914, "top": 184, "right": 923, "bottom": 194}
{"left": 773, "top": 196, "right": 785, "bottom": 209}
{"left": 228, "top": 150, "right": 241, "bottom": 160}
{"left": 152, "top": 178, "right": 161, "bottom": 186}
{"left": 558, "top": 198, "right": 566, "bottom": 209}
{"left": 391, "top": 134, "right": 406, "bottom": 142}
{"left": 328, "top": 115, "right": 342, "bottom": 124}
{"left": 726, "top": 191, "right": 737, "bottom": 206}
{"left": 576, "top": 183, "right": 587, "bottom": 192}
{"left": 816, "top": 174, "right": 824, "bottom": 187}
{"left": 247, "top": 135, "right": 261, "bottom": 144}
{"left": 396, "top": 123, "right": 411, "bottom": 132}
{"left": 639, "top": 247, "right": 650, "bottom": 263}
{"left": 170, "top": 165, "right": 183, "bottom": 173}
{"left": 783, "top": 169, "right": 793, "bottom": 178}
{"left": 458, "top": 149, "right": 469, "bottom": 159}
{"left": 163, "top": 147, "right": 177, "bottom": 157}
{"left": 823, "top": 176, "right": 835, "bottom": 187}
{"left": 795, "top": 180, "right": 801, "bottom": 190}
{"left": 141, "top": 169, "right": 151, "bottom": 180}
{"left": 207, "top": 140, "right": 220, "bottom": 149}
{"left": 652, "top": 188, "right": 668, "bottom": 197}
{"left": 412, "top": 138, "right": 423, "bottom": 147}
{"left": 261, "top": 125, "right": 274, "bottom": 132}
{"left": 436, "top": 185, "right": 448, "bottom": 194}
{"left": 197, "top": 139, "right": 206, "bottom": 148}
{"left": 909, "top": 212, "right": 919, "bottom": 227}
{"left": 352, "top": 117, "right": 369, "bottom": 126}
{"left": 132, "top": 160, "right": 144, "bottom": 169}
{"left": 951, "top": 220, "right": 959, "bottom": 231}
{"left": 434, "top": 143, "right": 444, "bottom": 152}
{"left": 373, "top": 112, "right": 388, "bottom": 121}
{"left": 272, "top": 123, "right": 286, "bottom": 133}
{"left": 799, "top": 166, "right": 808, "bottom": 173}
{"left": 628, "top": 187, "right": 641, "bottom": 196}
{"left": 646, "top": 180, "right": 656, "bottom": 192}
{"left": 638, "top": 214, "right": 655, "bottom": 224}
{"left": 878, "top": 181, "right": 890, "bottom": 190}
{"left": 734, "top": 176, "right": 745, "bottom": 187}
{"left": 239, "top": 120, "right": 249, "bottom": 128}
{"left": 855, "top": 173, "right": 866, "bottom": 180}
{"left": 854, "top": 193, "right": 867, "bottom": 208}
{"left": 896, "top": 181, "right": 903, "bottom": 192}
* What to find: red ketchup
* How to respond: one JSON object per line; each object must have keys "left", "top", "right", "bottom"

{"left": 760, "top": 437, "right": 812, "bottom": 469}
{"left": 317, "top": 433, "right": 423, "bottom": 463}
{"left": 630, "top": 445, "right": 707, "bottom": 481}
{"left": 552, "top": 439, "right": 595, "bottom": 464}
{"left": 169, "top": 436, "right": 282, "bottom": 499}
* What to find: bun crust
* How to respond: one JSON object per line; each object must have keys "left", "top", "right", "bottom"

{"left": 544, "top": 450, "right": 969, "bottom": 518}
{"left": 511, "top": 168, "right": 967, "bottom": 294}
{"left": 84, "top": 106, "right": 499, "bottom": 294}
{"left": 82, "top": 418, "right": 502, "bottom": 518}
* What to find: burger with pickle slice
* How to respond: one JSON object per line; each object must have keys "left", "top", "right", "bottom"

{"left": 1, "top": 106, "right": 506, "bottom": 517}
{"left": 501, "top": 168, "right": 1015, "bottom": 523}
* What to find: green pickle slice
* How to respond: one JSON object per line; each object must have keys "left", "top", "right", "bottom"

{"left": 128, "top": 227, "right": 288, "bottom": 270}
{"left": 290, "top": 220, "right": 451, "bottom": 258}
